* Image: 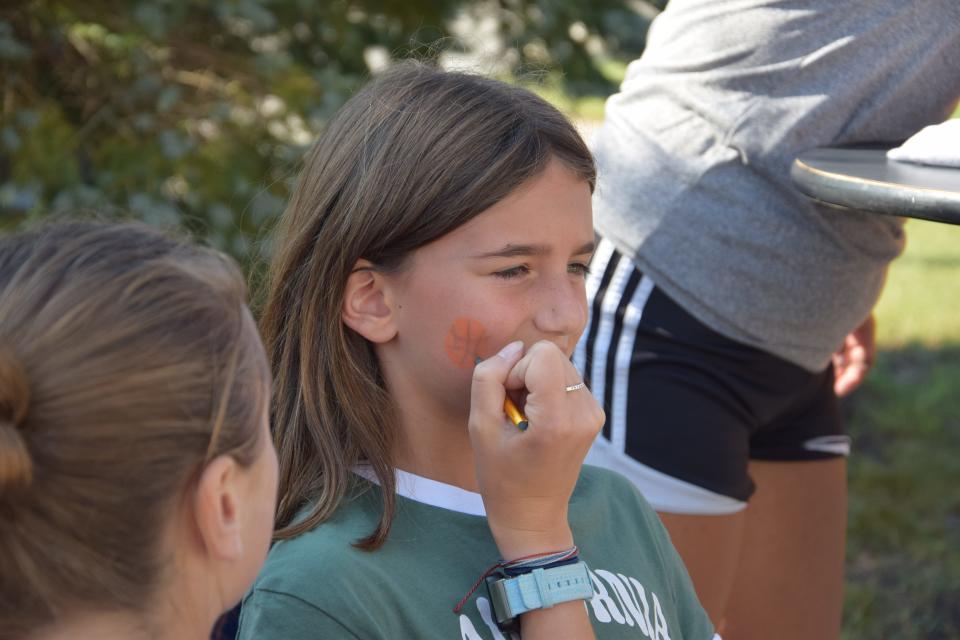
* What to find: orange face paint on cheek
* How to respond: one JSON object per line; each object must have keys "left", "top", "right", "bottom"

{"left": 444, "top": 317, "right": 490, "bottom": 369}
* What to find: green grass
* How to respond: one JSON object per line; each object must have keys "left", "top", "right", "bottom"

{"left": 842, "top": 220, "right": 960, "bottom": 639}
{"left": 871, "top": 220, "right": 960, "bottom": 346}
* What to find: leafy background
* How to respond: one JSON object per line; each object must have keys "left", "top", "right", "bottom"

{"left": 1, "top": 0, "right": 655, "bottom": 267}
{"left": 3, "top": 2, "right": 958, "bottom": 637}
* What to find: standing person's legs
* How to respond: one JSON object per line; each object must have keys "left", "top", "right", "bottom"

{"left": 722, "top": 459, "right": 846, "bottom": 640}
{"left": 658, "top": 460, "right": 846, "bottom": 638}
{"left": 656, "top": 512, "right": 746, "bottom": 626}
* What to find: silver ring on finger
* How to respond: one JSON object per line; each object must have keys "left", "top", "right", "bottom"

{"left": 565, "top": 382, "right": 586, "bottom": 393}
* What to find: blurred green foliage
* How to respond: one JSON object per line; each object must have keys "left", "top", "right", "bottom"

{"left": 1, "top": 0, "right": 660, "bottom": 265}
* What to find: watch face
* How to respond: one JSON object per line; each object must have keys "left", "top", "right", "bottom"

{"left": 485, "top": 574, "right": 522, "bottom": 634}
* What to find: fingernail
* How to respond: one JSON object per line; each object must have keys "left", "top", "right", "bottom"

{"left": 497, "top": 341, "right": 524, "bottom": 360}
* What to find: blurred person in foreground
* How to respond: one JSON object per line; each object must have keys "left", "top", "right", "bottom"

{"left": 0, "top": 221, "right": 278, "bottom": 640}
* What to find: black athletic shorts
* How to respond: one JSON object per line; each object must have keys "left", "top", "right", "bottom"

{"left": 573, "top": 238, "right": 849, "bottom": 514}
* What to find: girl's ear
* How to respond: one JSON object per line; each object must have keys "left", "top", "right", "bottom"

{"left": 342, "top": 259, "right": 398, "bottom": 343}
{"left": 193, "top": 455, "right": 244, "bottom": 561}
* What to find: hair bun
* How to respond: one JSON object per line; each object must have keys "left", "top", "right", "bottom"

{"left": 0, "top": 347, "right": 32, "bottom": 492}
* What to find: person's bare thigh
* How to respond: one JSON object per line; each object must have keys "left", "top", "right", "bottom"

{"left": 724, "top": 458, "right": 847, "bottom": 640}
{"left": 658, "top": 510, "right": 746, "bottom": 628}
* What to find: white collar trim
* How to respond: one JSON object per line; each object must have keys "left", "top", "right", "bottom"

{"left": 353, "top": 465, "right": 487, "bottom": 516}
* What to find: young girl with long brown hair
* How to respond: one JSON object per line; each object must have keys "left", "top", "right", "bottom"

{"left": 0, "top": 221, "right": 278, "bottom": 640}
{"left": 239, "top": 62, "right": 716, "bottom": 639}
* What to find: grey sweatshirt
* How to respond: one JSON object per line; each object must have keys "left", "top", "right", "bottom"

{"left": 593, "top": 0, "right": 960, "bottom": 371}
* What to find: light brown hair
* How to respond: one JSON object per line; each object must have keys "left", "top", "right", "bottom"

{"left": 261, "top": 61, "right": 595, "bottom": 548}
{"left": 0, "top": 221, "right": 269, "bottom": 638}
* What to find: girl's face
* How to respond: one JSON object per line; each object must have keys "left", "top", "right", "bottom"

{"left": 379, "top": 158, "right": 594, "bottom": 419}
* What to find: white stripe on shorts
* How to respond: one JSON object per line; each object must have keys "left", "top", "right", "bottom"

{"left": 585, "top": 251, "right": 634, "bottom": 412}
{"left": 610, "top": 275, "right": 654, "bottom": 452}
{"left": 803, "top": 435, "right": 852, "bottom": 456}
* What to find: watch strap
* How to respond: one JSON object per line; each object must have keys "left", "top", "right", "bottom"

{"left": 487, "top": 561, "right": 593, "bottom": 625}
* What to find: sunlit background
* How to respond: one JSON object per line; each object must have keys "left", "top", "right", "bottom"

{"left": 2, "top": 2, "right": 958, "bottom": 637}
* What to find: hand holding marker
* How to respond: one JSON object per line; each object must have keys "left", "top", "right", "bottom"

{"left": 476, "top": 356, "right": 528, "bottom": 431}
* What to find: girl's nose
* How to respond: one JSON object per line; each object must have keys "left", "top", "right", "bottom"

{"left": 533, "top": 277, "right": 587, "bottom": 338}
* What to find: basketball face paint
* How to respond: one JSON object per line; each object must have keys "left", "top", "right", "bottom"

{"left": 445, "top": 317, "right": 490, "bottom": 369}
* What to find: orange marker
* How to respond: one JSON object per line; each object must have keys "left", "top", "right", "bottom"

{"left": 475, "top": 357, "right": 529, "bottom": 431}
{"left": 503, "top": 395, "right": 529, "bottom": 431}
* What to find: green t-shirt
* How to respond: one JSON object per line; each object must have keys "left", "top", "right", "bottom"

{"left": 238, "top": 465, "right": 716, "bottom": 639}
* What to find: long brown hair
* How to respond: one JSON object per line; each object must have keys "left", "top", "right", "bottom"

{"left": 262, "top": 61, "right": 595, "bottom": 548}
{"left": 0, "top": 221, "right": 269, "bottom": 639}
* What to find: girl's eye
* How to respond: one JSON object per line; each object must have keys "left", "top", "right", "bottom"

{"left": 568, "top": 262, "right": 591, "bottom": 277}
{"left": 494, "top": 265, "right": 530, "bottom": 279}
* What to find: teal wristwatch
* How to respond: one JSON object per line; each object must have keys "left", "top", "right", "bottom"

{"left": 486, "top": 561, "right": 593, "bottom": 632}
